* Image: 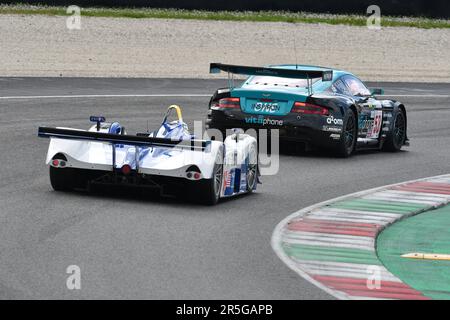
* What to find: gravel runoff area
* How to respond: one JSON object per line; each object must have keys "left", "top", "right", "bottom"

{"left": 0, "top": 14, "right": 449, "bottom": 82}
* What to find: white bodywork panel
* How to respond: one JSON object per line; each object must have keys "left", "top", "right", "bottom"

{"left": 45, "top": 126, "right": 257, "bottom": 186}
{"left": 221, "top": 133, "right": 258, "bottom": 197}
{"left": 41, "top": 105, "right": 259, "bottom": 199}
{"left": 46, "top": 131, "right": 223, "bottom": 179}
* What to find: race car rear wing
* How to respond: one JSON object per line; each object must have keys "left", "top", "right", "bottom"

{"left": 38, "top": 127, "right": 210, "bottom": 151}
{"left": 210, "top": 63, "right": 333, "bottom": 95}
{"left": 210, "top": 63, "right": 333, "bottom": 81}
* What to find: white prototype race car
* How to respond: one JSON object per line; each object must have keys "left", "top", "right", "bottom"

{"left": 38, "top": 105, "right": 259, "bottom": 205}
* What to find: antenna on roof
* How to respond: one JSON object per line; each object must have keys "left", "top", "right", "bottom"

{"left": 293, "top": 36, "right": 298, "bottom": 70}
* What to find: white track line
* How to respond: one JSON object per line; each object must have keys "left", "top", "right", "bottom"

{"left": 0, "top": 94, "right": 448, "bottom": 100}
{"left": 382, "top": 94, "right": 450, "bottom": 98}
{"left": 0, "top": 94, "right": 211, "bottom": 100}
{"left": 271, "top": 173, "right": 450, "bottom": 300}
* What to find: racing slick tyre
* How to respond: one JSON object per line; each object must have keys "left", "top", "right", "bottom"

{"left": 49, "top": 166, "right": 75, "bottom": 191}
{"left": 334, "top": 109, "right": 357, "bottom": 158}
{"left": 196, "top": 152, "right": 223, "bottom": 205}
{"left": 383, "top": 109, "right": 406, "bottom": 152}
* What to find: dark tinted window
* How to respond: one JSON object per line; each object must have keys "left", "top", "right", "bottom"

{"left": 245, "top": 76, "right": 320, "bottom": 89}
{"left": 332, "top": 78, "right": 351, "bottom": 95}
{"left": 342, "top": 75, "right": 371, "bottom": 96}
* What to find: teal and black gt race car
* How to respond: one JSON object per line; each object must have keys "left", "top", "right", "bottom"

{"left": 206, "top": 63, "right": 408, "bottom": 157}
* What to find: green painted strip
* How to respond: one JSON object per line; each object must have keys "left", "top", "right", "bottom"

{"left": 330, "top": 199, "right": 429, "bottom": 214}
{"left": 333, "top": 198, "right": 427, "bottom": 210}
{"left": 351, "top": 198, "right": 428, "bottom": 208}
{"left": 2, "top": 5, "right": 450, "bottom": 29}
{"left": 283, "top": 243, "right": 382, "bottom": 265}
{"left": 377, "top": 204, "right": 450, "bottom": 300}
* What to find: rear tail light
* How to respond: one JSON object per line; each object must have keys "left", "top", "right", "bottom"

{"left": 291, "top": 102, "right": 329, "bottom": 115}
{"left": 186, "top": 171, "right": 202, "bottom": 180}
{"left": 121, "top": 164, "right": 132, "bottom": 175}
{"left": 215, "top": 97, "right": 241, "bottom": 109}
{"left": 51, "top": 159, "right": 67, "bottom": 168}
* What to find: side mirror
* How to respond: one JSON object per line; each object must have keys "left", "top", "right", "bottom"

{"left": 370, "top": 88, "right": 384, "bottom": 95}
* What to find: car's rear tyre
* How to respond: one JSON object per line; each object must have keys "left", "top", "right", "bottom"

{"left": 383, "top": 109, "right": 406, "bottom": 152}
{"left": 334, "top": 109, "right": 357, "bottom": 158}
{"left": 195, "top": 152, "right": 223, "bottom": 205}
{"left": 50, "top": 166, "right": 75, "bottom": 191}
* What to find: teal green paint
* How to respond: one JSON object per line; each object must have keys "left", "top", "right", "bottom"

{"left": 283, "top": 243, "right": 381, "bottom": 265}
{"left": 377, "top": 204, "right": 450, "bottom": 299}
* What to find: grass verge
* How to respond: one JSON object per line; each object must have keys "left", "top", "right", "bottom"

{"left": 1, "top": 4, "right": 449, "bottom": 29}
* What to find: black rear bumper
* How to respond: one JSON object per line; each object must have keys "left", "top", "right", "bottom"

{"left": 66, "top": 168, "right": 190, "bottom": 197}
{"left": 207, "top": 109, "right": 342, "bottom": 148}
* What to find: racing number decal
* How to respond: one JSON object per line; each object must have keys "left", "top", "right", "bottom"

{"left": 367, "top": 110, "right": 383, "bottom": 139}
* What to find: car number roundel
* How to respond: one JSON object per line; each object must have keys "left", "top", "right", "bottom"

{"left": 367, "top": 110, "right": 383, "bottom": 139}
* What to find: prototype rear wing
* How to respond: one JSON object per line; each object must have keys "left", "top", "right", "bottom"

{"left": 38, "top": 127, "right": 210, "bottom": 151}
{"left": 210, "top": 63, "right": 333, "bottom": 82}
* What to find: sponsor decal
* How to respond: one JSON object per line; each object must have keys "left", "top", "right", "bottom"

{"left": 244, "top": 116, "right": 283, "bottom": 126}
{"left": 329, "top": 133, "right": 341, "bottom": 140}
{"left": 326, "top": 116, "right": 343, "bottom": 125}
{"left": 223, "top": 169, "right": 234, "bottom": 196}
{"left": 224, "top": 170, "right": 231, "bottom": 187}
{"left": 360, "top": 118, "right": 375, "bottom": 129}
{"left": 359, "top": 110, "right": 383, "bottom": 139}
{"left": 365, "top": 100, "right": 383, "bottom": 109}
{"left": 252, "top": 102, "right": 280, "bottom": 113}
{"left": 255, "top": 69, "right": 277, "bottom": 76}
{"left": 322, "top": 125, "right": 342, "bottom": 133}
{"left": 382, "top": 100, "right": 392, "bottom": 107}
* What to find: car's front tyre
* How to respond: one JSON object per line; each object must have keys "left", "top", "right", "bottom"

{"left": 196, "top": 163, "right": 223, "bottom": 206}
{"left": 383, "top": 109, "right": 406, "bottom": 152}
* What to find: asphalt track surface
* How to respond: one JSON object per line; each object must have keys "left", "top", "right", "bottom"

{"left": 0, "top": 78, "right": 449, "bottom": 299}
